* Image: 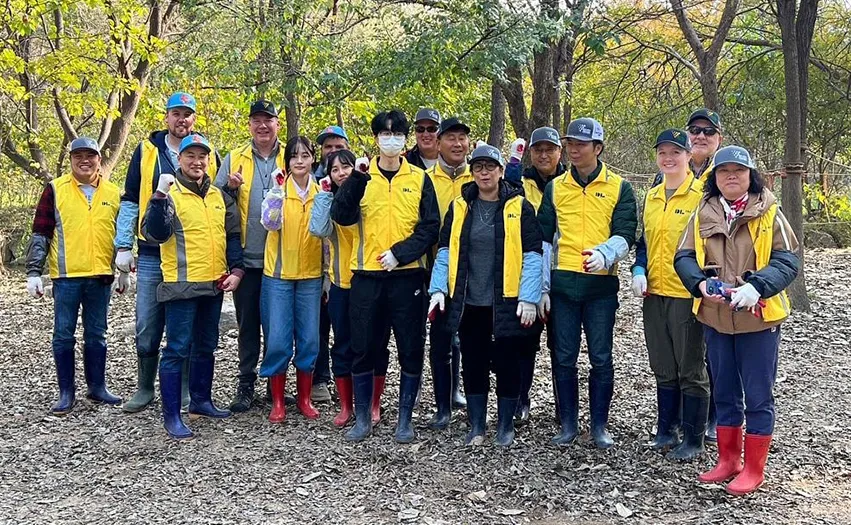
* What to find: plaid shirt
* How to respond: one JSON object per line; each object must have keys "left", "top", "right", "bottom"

{"left": 32, "top": 184, "right": 56, "bottom": 239}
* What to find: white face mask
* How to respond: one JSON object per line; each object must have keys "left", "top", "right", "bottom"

{"left": 378, "top": 135, "right": 406, "bottom": 156}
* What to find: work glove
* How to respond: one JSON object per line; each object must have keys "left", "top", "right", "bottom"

{"left": 581, "top": 249, "right": 605, "bottom": 273}
{"left": 26, "top": 276, "right": 44, "bottom": 298}
{"left": 730, "top": 282, "right": 761, "bottom": 309}
{"left": 631, "top": 273, "right": 648, "bottom": 298}
{"left": 319, "top": 175, "right": 332, "bottom": 193}
{"left": 516, "top": 301, "right": 537, "bottom": 328}
{"left": 355, "top": 157, "right": 370, "bottom": 173}
{"left": 227, "top": 165, "right": 244, "bottom": 189}
{"left": 378, "top": 250, "right": 399, "bottom": 271}
{"left": 509, "top": 138, "right": 526, "bottom": 162}
{"left": 156, "top": 174, "right": 175, "bottom": 196}
{"left": 115, "top": 249, "right": 135, "bottom": 273}
{"left": 113, "top": 272, "right": 131, "bottom": 294}
{"left": 537, "top": 292, "right": 551, "bottom": 322}
{"left": 428, "top": 292, "right": 445, "bottom": 321}
{"left": 260, "top": 170, "right": 286, "bottom": 230}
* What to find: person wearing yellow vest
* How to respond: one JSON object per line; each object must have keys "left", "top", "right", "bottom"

{"left": 25, "top": 137, "right": 126, "bottom": 415}
{"left": 538, "top": 117, "right": 638, "bottom": 449}
{"left": 631, "top": 130, "right": 709, "bottom": 461}
{"left": 115, "top": 92, "right": 220, "bottom": 414}
{"left": 428, "top": 144, "right": 543, "bottom": 447}
{"left": 214, "top": 100, "right": 287, "bottom": 413}
{"left": 651, "top": 108, "right": 721, "bottom": 187}
{"left": 257, "top": 136, "right": 324, "bottom": 424}
{"left": 331, "top": 109, "right": 440, "bottom": 443}
{"left": 674, "top": 146, "right": 799, "bottom": 496}
{"left": 424, "top": 116, "right": 474, "bottom": 429}
{"left": 142, "top": 133, "right": 244, "bottom": 440}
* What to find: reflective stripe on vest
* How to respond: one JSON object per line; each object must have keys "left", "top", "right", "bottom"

{"left": 48, "top": 175, "right": 120, "bottom": 278}
{"left": 263, "top": 177, "right": 323, "bottom": 280}
{"left": 692, "top": 203, "right": 791, "bottom": 322}
{"left": 230, "top": 143, "right": 286, "bottom": 247}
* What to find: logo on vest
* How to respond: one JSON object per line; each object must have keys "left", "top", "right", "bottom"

{"left": 595, "top": 191, "right": 607, "bottom": 198}
{"left": 507, "top": 213, "right": 519, "bottom": 219}
{"left": 402, "top": 188, "right": 413, "bottom": 193}
{"left": 674, "top": 208, "right": 686, "bottom": 215}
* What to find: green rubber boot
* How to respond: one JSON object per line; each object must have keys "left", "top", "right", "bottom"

{"left": 123, "top": 353, "right": 159, "bottom": 413}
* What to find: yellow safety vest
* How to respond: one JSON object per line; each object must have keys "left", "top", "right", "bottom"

{"left": 138, "top": 138, "right": 218, "bottom": 241}
{"left": 692, "top": 203, "right": 791, "bottom": 322}
{"left": 328, "top": 223, "right": 355, "bottom": 288}
{"left": 523, "top": 178, "right": 544, "bottom": 211}
{"left": 350, "top": 157, "right": 429, "bottom": 272}
{"left": 48, "top": 174, "right": 119, "bottom": 278}
{"left": 643, "top": 173, "right": 703, "bottom": 298}
{"left": 228, "top": 143, "right": 286, "bottom": 247}
{"left": 427, "top": 163, "right": 474, "bottom": 227}
{"left": 551, "top": 164, "right": 623, "bottom": 275}
{"left": 159, "top": 180, "right": 227, "bottom": 283}
{"left": 448, "top": 196, "right": 524, "bottom": 298}
{"left": 263, "top": 177, "right": 323, "bottom": 280}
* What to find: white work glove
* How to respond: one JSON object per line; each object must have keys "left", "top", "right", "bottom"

{"left": 378, "top": 250, "right": 399, "bottom": 271}
{"left": 319, "top": 175, "right": 332, "bottom": 193}
{"left": 429, "top": 292, "right": 445, "bottom": 315}
{"left": 631, "top": 274, "right": 648, "bottom": 298}
{"left": 355, "top": 157, "right": 370, "bottom": 173}
{"left": 509, "top": 138, "right": 526, "bottom": 162}
{"left": 516, "top": 301, "right": 537, "bottom": 327}
{"left": 113, "top": 272, "right": 131, "bottom": 294}
{"left": 156, "top": 173, "right": 175, "bottom": 195}
{"left": 26, "top": 276, "right": 44, "bottom": 298}
{"left": 730, "top": 282, "right": 761, "bottom": 309}
{"left": 115, "top": 249, "right": 135, "bottom": 273}
{"left": 537, "top": 292, "right": 551, "bottom": 322}
{"left": 581, "top": 249, "right": 605, "bottom": 273}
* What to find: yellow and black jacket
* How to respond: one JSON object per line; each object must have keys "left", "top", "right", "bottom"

{"left": 263, "top": 177, "right": 323, "bottom": 280}
{"left": 520, "top": 163, "right": 566, "bottom": 211}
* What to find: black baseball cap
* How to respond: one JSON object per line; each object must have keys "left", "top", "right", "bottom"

{"left": 654, "top": 129, "right": 692, "bottom": 151}
{"left": 437, "top": 117, "right": 471, "bottom": 138}
{"left": 414, "top": 108, "right": 441, "bottom": 124}
{"left": 249, "top": 100, "right": 278, "bottom": 118}
{"left": 529, "top": 127, "right": 561, "bottom": 147}
{"left": 686, "top": 108, "right": 721, "bottom": 130}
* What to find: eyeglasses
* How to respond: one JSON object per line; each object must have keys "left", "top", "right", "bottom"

{"left": 377, "top": 131, "right": 406, "bottom": 139}
{"left": 415, "top": 125, "right": 438, "bottom": 134}
{"left": 471, "top": 161, "right": 500, "bottom": 173}
{"left": 687, "top": 125, "right": 719, "bottom": 137}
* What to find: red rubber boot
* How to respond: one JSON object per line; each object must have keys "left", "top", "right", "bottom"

{"left": 698, "top": 426, "right": 744, "bottom": 483}
{"left": 371, "top": 375, "right": 386, "bottom": 424}
{"left": 333, "top": 376, "right": 354, "bottom": 427}
{"left": 296, "top": 370, "right": 320, "bottom": 419}
{"left": 726, "top": 434, "right": 772, "bottom": 496}
{"left": 268, "top": 374, "right": 286, "bottom": 424}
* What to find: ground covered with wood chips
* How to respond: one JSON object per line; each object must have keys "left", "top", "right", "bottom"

{"left": 1, "top": 250, "right": 849, "bottom": 525}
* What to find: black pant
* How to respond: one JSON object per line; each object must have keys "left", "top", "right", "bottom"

{"left": 313, "top": 300, "right": 332, "bottom": 384}
{"left": 350, "top": 272, "right": 426, "bottom": 376}
{"left": 233, "top": 268, "right": 264, "bottom": 387}
{"left": 458, "top": 305, "right": 521, "bottom": 398}
{"left": 428, "top": 305, "right": 453, "bottom": 370}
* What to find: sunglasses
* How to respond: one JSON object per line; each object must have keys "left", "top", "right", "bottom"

{"left": 687, "top": 125, "right": 719, "bottom": 137}
{"left": 471, "top": 161, "right": 500, "bottom": 173}
{"left": 415, "top": 125, "right": 439, "bottom": 134}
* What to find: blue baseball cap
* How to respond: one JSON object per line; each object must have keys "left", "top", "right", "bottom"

{"left": 166, "top": 92, "right": 197, "bottom": 112}
{"left": 530, "top": 127, "right": 561, "bottom": 147}
{"left": 565, "top": 117, "right": 605, "bottom": 142}
{"left": 178, "top": 133, "right": 211, "bottom": 154}
{"left": 469, "top": 144, "right": 504, "bottom": 168}
{"left": 69, "top": 137, "right": 100, "bottom": 155}
{"left": 712, "top": 146, "right": 755, "bottom": 170}
{"left": 316, "top": 125, "right": 349, "bottom": 145}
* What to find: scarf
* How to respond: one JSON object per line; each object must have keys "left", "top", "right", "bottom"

{"left": 720, "top": 193, "right": 749, "bottom": 231}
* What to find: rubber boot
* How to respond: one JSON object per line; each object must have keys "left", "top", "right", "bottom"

{"left": 726, "top": 434, "right": 772, "bottom": 496}
{"left": 550, "top": 348, "right": 560, "bottom": 425}
{"left": 495, "top": 397, "right": 519, "bottom": 447}
{"left": 187, "top": 354, "right": 231, "bottom": 419}
{"left": 551, "top": 369, "right": 579, "bottom": 446}
{"left": 268, "top": 374, "right": 286, "bottom": 423}
{"left": 450, "top": 343, "right": 466, "bottom": 409}
{"left": 160, "top": 367, "right": 193, "bottom": 440}
{"left": 296, "top": 370, "right": 320, "bottom": 419}
{"left": 427, "top": 358, "right": 452, "bottom": 430}
{"left": 650, "top": 386, "right": 681, "bottom": 450}
{"left": 123, "top": 353, "right": 159, "bottom": 413}
{"left": 345, "top": 372, "right": 373, "bottom": 442}
{"left": 333, "top": 376, "right": 354, "bottom": 427}
{"left": 667, "top": 394, "right": 708, "bottom": 461}
{"left": 589, "top": 373, "right": 614, "bottom": 449}
{"left": 371, "top": 375, "right": 386, "bottom": 425}
{"left": 51, "top": 349, "right": 76, "bottom": 415}
{"left": 229, "top": 383, "right": 255, "bottom": 413}
{"left": 83, "top": 345, "right": 121, "bottom": 405}
{"left": 698, "top": 426, "right": 744, "bottom": 483}
{"left": 514, "top": 352, "right": 534, "bottom": 427}
{"left": 464, "top": 394, "right": 487, "bottom": 446}
{"left": 395, "top": 372, "right": 420, "bottom": 443}
{"left": 181, "top": 359, "right": 190, "bottom": 412}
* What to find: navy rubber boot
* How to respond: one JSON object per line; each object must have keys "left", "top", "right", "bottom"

{"left": 667, "top": 394, "right": 708, "bottom": 461}
{"left": 464, "top": 394, "right": 487, "bottom": 445}
{"left": 395, "top": 372, "right": 421, "bottom": 443}
{"left": 551, "top": 368, "right": 579, "bottom": 446}
{"left": 83, "top": 345, "right": 121, "bottom": 405}
{"left": 589, "top": 372, "right": 614, "bottom": 449}
{"left": 160, "top": 367, "right": 193, "bottom": 440}
{"left": 181, "top": 359, "right": 190, "bottom": 412}
{"left": 345, "top": 372, "right": 373, "bottom": 442}
{"left": 187, "top": 354, "right": 231, "bottom": 420}
{"left": 495, "top": 397, "right": 520, "bottom": 447}
{"left": 427, "top": 358, "right": 452, "bottom": 430}
{"left": 450, "top": 343, "right": 466, "bottom": 409}
{"left": 651, "top": 386, "right": 681, "bottom": 450}
{"left": 51, "top": 349, "right": 76, "bottom": 415}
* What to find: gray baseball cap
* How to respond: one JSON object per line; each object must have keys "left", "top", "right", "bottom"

{"left": 469, "top": 144, "right": 504, "bottom": 167}
{"left": 414, "top": 108, "right": 441, "bottom": 124}
{"left": 712, "top": 145, "right": 755, "bottom": 169}
{"left": 529, "top": 127, "right": 561, "bottom": 147}
{"left": 564, "top": 117, "right": 605, "bottom": 142}
{"left": 69, "top": 137, "right": 101, "bottom": 155}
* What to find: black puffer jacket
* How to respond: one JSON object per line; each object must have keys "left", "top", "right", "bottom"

{"left": 439, "top": 179, "right": 543, "bottom": 338}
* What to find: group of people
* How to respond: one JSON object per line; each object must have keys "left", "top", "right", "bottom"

{"left": 25, "top": 92, "right": 800, "bottom": 496}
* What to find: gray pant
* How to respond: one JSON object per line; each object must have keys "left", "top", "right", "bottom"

{"left": 643, "top": 295, "right": 709, "bottom": 397}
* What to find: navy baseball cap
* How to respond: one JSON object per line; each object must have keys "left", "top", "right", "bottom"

{"left": 414, "top": 108, "right": 441, "bottom": 124}
{"left": 166, "top": 92, "right": 197, "bottom": 112}
{"left": 179, "top": 134, "right": 211, "bottom": 154}
{"left": 69, "top": 137, "right": 100, "bottom": 155}
{"left": 316, "top": 125, "right": 349, "bottom": 144}
{"left": 438, "top": 117, "right": 471, "bottom": 138}
{"left": 564, "top": 118, "right": 605, "bottom": 142}
{"left": 686, "top": 108, "right": 722, "bottom": 130}
{"left": 530, "top": 127, "right": 561, "bottom": 147}
{"left": 654, "top": 129, "right": 692, "bottom": 151}
{"left": 249, "top": 100, "right": 278, "bottom": 118}
{"left": 712, "top": 146, "right": 755, "bottom": 169}
{"left": 469, "top": 144, "right": 504, "bottom": 167}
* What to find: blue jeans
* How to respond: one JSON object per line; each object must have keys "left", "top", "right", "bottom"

{"left": 259, "top": 276, "right": 322, "bottom": 376}
{"left": 161, "top": 294, "right": 224, "bottom": 372}
{"left": 136, "top": 254, "right": 165, "bottom": 358}
{"left": 550, "top": 293, "right": 618, "bottom": 383}
{"left": 327, "top": 284, "right": 353, "bottom": 378}
{"left": 52, "top": 277, "right": 111, "bottom": 359}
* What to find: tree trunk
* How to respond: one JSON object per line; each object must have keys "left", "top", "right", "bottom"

{"left": 284, "top": 91, "right": 300, "bottom": 139}
{"left": 698, "top": 63, "right": 721, "bottom": 111}
{"left": 487, "top": 81, "right": 506, "bottom": 148}
{"left": 529, "top": 43, "right": 556, "bottom": 131}
{"left": 500, "top": 66, "right": 529, "bottom": 140}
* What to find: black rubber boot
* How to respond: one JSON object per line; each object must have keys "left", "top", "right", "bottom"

{"left": 495, "top": 397, "right": 519, "bottom": 447}
{"left": 514, "top": 350, "right": 535, "bottom": 427}
{"left": 551, "top": 368, "right": 579, "bottom": 446}
{"left": 160, "top": 366, "right": 193, "bottom": 440}
{"left": 650, "top": 386, "right": 681, "bottom": 450}
{"left": 51, "top": 349, "right": 76, "bottom": 415}
{"left": 464, "top": 394, "right": 487, "bottom": 445}
{"left": 667, "top": 394, "right": 708, "bottom": 461}
{"left": 83, "top": 345, "right": 121, "bottom": 405}
{"left": 395, "top": 372, "right": 420, "bottom": 443}
{"left": 427, "top": 357, "right": 452, "bottom": 430}
{"left": 589, "top": 372, "right": 614, "bottom": 449}
{"left": 187, "top": 354, "right": 231, "bottom": 420}
{"left": 345, "top": 372, "right": 373, "bottom": 442}
{"left": 123, "top": 353, "right": 159, "bottom": 413}
{"left": 450, "top": 342, "right": 466, "bottom": 409}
